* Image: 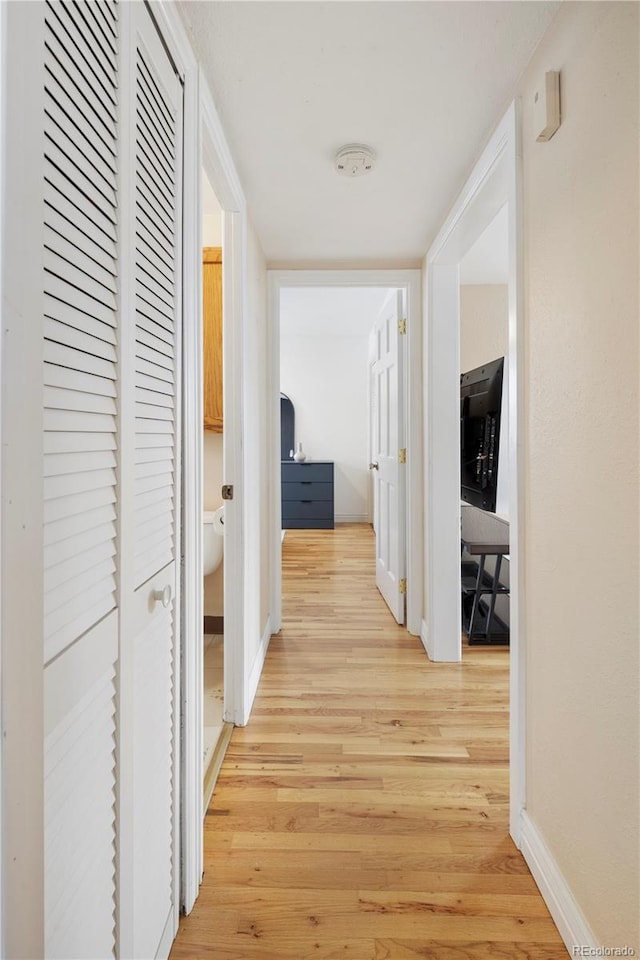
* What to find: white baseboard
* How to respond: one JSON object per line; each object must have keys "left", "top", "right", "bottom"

{"left": 420, "top": 618, "right": 433, "bottom": 659}
{"left": 244, "top": 616, "right": 272, "bottom": 724}
{"left": 520, "top": 810, "right": 597, "bottom": 954}
{"left": 335, "top": 514, "right": 369, "bottom": 524}
{"left": 156, "top": 909, "right": 178, "bottom": 960}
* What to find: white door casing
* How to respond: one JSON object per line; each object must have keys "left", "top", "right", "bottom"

{"left": 424, "top": 103, "right": 525, "bottom": 846}
{"left": 371, "top": 290, "right": 406, "bottom": 625}
{"left": 120, "top": 4, "right": 250, "bottom": 919}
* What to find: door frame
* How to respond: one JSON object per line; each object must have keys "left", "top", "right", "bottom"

{"left": 424, "top": 101, "right": 525, "bottom": 844}
{"left": 268, "top": 269, "right": 423, "bottom": 638}
{"left": 153, "top": 2, "right": 250, "bottom": 916}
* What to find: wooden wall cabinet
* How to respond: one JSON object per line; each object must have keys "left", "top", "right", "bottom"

{"left": 203, "top": 246, "right": 223, "bottom": 431}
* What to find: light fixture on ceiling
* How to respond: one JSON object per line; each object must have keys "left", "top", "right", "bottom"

{"left": 335, "top": 144, "right": 375, "bottom": 177}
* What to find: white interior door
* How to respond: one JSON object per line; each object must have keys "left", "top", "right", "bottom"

{"left": 367, "top": 328, "right": 377, "bottom": 532}
{"left": 371, "top": 290, "right": 406, "bottom": 624}
{"left": 119, "top": 4, "right": 182, "bottom": 958}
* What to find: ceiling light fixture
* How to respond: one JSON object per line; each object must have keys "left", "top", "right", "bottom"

{"left": 335, "top": 144, "right": 375, "bottom": 177}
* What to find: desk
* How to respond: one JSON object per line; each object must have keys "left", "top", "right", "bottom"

{"left": 461, "top": 505, "right": 510, "bottom": 645}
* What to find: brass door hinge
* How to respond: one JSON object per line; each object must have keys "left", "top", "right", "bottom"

{"left": 398, "top": 448, "right": 407, "bottom": 464}
{"left": 398, "top": 318, "right": 407, "bottom": 335}
{"left": 399, "top": 578, "right": 407, "bottom": 595}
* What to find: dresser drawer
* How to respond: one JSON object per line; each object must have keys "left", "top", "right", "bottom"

{"left": 282, "top": 481, "right": 333, "bottom": 502}
{"left": 281, "top": 462, "right": 333, "bottom": 483}
{"left": 281, "top": 461, "right": 334, "bottom": 529}
{"left": 281, "top": 500, "right": 334, "bottom": 521}
{"left": 283, "top": 518, "right": 334, "bottom": 530}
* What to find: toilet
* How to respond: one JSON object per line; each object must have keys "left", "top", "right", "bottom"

{"left": 203, "top": 506, "right": 224, "bottom": 576}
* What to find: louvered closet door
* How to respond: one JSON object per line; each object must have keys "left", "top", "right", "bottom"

{"left": 121, "top": 5, "right": 183, "bottom": 958}
{"left": 42, "top": 1, "right": 119, "bottom": 957}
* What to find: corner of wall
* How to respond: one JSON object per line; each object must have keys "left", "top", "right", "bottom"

{"left": 242, "top": 616, "right": 272, "bottom": 726}
{"left": 520, "top": 812, "right": 598, "bottom": 953}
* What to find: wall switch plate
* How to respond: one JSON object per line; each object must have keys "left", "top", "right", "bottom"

{"left": 534, "top": 70, "right": 560, "bottom": 142}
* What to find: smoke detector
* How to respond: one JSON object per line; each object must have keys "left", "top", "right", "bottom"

{"left": 335, "top": 144, "right": 375, "bottom": 177}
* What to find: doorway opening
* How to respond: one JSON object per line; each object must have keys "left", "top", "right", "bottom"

{"left": 268, "top": 271, "right": 423, "bottom": 637}
{"left": 425, "top": 103, "right": 524, "bottom": 843}
{"left": 200, "top": 170, "right": 232, "bottom": 807}
{"left": 459, "top": 204, "right": 511, "bottom": 645}
{"left": 181, "top": 80, "right": 248, "bottom": 917}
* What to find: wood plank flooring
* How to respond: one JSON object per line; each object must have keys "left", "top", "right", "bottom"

{"left": 171, "top": 524, "right": 568, "bottom": 960}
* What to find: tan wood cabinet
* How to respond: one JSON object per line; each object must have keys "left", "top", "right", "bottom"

{"left": 203, "top": 246, "right": 223, "bottom": 431}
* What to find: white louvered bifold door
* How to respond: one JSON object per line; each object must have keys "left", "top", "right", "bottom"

{"left": 119, "top": 5, "right": 182, "bottom": 958}
{"left": 42, "top": 1, "right": 119, "bottom": 957}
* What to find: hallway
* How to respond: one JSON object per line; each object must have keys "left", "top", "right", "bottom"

{"left": 171, "top": 524, "right": 567, "bottom": 959}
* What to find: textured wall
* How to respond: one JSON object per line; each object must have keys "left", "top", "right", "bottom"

{"left": 459, "top": 283, "right": 508, "bottom": 374}
{"left": 519, "top": 2, "right": 639, "bottom": 946}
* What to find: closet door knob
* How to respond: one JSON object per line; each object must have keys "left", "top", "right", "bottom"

{"left": 153, "top": 585, "right": 172, "bottom": 608}
{"left": 369, "top": 462, "right": 379, "bottom": 471}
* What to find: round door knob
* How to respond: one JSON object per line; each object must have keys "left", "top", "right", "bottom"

{"left": 153, "top": 585, "right": 172, "bottom": 608}
{"left": 369, "top": 462, "right": 379, "bottom": 470}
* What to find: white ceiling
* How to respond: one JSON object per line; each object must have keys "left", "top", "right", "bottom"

{"left": 280, "top": 287, "right": 393, "bottom": 338}
{"left": 459, "top": 204, "right": 509, "bottom": 285}
{"left": 180, "top": 2, "right": 558, "bottom": 264}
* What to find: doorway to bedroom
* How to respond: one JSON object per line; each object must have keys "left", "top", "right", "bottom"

{"left": 276, "top": 283, "right": 411, "bottom": 630}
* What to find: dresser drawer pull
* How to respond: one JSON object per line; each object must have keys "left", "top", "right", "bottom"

{"left": 301, "top": 481, "right": 312, "bottom": 485}
{"left": 301, "top": 499, "right": 312, "bottom": 503}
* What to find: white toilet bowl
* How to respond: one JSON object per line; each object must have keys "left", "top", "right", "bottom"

{"left": 203, "top": 506, "right": 224, "bottom": 576}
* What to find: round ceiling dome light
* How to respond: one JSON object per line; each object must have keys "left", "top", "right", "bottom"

{"left": 335, "top": 144, "right": 375, "bottom": 177}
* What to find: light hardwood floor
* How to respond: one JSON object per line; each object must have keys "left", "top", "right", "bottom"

{"left": 203, "top": 634, "right": 224, "bottom": 773}
{"left": 171, "top": 524, "right": 568, "bottom": 960}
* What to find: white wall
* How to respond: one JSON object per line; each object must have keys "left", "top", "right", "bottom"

{"left": 251, "top": 224, "right": 271, "bottom": 638}
{"left": 460, "top": 283, "right": 509, "bottom": 518}
{"left": 517, "top": 2, "right": 639, "bottom": 947}
{"left": 202, "top": 170, "right": 222, "bottom": 247}
{"left": 281, "top": 333, "right": 370, "bottom": 522}
{"left": 203, "top": 214, "right": 222, "bottom": 247}
{"left": 459, "top": 284, "right": 508, "bottom": 375}
{"left": 245, "top": 218, "right": 270, "bottom": 655}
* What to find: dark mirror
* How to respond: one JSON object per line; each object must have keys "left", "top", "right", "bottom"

{"left": 280, "top": 394, "right": 295, "bottom": 460}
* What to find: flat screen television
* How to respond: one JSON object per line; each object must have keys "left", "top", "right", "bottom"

{"left": 460, "top": 357, "right": 504, "bottom": 512}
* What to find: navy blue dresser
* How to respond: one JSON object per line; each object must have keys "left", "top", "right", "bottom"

{"left": 281, "top": 461, "right": 334, "bottom": 529}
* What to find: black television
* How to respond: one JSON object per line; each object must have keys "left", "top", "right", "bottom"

{"left": 460, "top": 357, "right": 504, "bottom": 512}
